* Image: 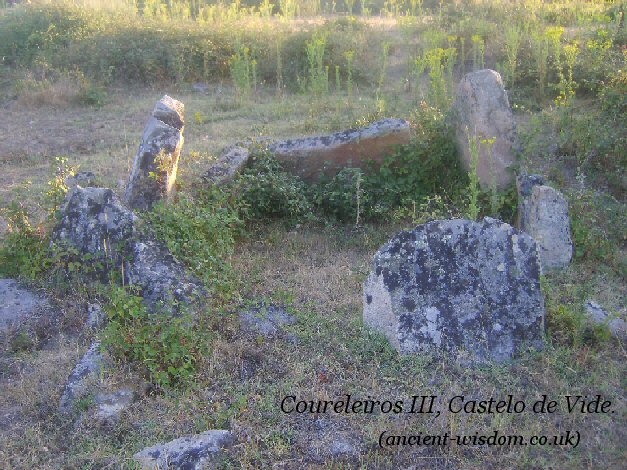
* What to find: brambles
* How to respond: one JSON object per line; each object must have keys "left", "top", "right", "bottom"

{"left": 101, "top": 286, "right": 206, "bottom": 388}
{"left": 235, "top": 151, "right": 313, "bottom": 222}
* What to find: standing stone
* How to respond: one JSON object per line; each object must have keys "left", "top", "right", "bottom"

{"left": 124, "top": 95, "right": 184, "bottom": 211}
{"left": 267, "top": 118, "right": 411, "bottom": 181}
{"left": 133, "top": 430, "right": 234, "bottom": 470}
{"left": 363, "top": 218, "right": 545, "bottom": 362}
{"left": 454, "top": 70, "right": 519, "bottom": 189}
{"left": 54, "top": 187, "right": 204, "bottom": 310}
{"left": 517, "top": 174, "right": 573, "bottom": 271}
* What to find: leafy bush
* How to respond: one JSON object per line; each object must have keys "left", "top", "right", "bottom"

{"left": 235, "top": 151, "right": 313, "bottom": 222}
{"left": 362, "top": 103, "right": 466, "bottom": 217}
{"left": 313, "top": 167, "right": 366, "bottom": 223}
{"left": 0, "top": 202, "right": 50, "bottom": 279}
{"left": 147, "top": 189, "right": 242, "bottom": 294}
{"left": 102, "top": 286, "right": 206, "bottom": 388}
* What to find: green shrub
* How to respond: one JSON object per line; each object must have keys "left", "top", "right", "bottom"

{"left": 0, "top": 202, "right": 50, "bottom": 279}
{"left": 147, "top": 189, "right": 242, "bottom": 294}
{"left": 313, "top": 167, "right": 366, "bottom": 223}
{"left": 363, "top": 104, "right": 465, "bottom": 217}
{"left": 101, "top": 286, "right": 206, "bottom": 388}
{"left": 235, "top": 150, "right": 313, "bottom": 222}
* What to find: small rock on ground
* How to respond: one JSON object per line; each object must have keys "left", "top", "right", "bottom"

{"left": 585, "top": 300, "right": 626, "bottom": 341}
{"left": 133, "top": 430, "right": 234, "bottom": 470}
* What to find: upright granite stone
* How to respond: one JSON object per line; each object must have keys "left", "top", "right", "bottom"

{"left": 54, "top": 187, "right": 203, "bottom": 310}
{"left": 133, "top": 430, "right": 234, "bottom": 470}
{"left": 268, "top": 118, "right": 411, "bottom": 181}
{"left": 124, "top": 95, "right": 184, "bottom": 211}
{"left": 55, "top": 187, "right": 136, "bottom": 266}
{"left": 363, "top": 218, "right": 545, "bottom": 362}
{"left": 454, "top": 70, "right": 519, "bottom": 189}
{"left": 517, "top": 174, "right": 573, "bottom": 271}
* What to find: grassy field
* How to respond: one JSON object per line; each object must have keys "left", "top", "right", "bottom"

{"left": 0, "top": 0, "right": 625, "bottom": 468}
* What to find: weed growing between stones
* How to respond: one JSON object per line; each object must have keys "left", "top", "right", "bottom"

{"left": 101, "top": 285, "right": 207, "bottom": 388}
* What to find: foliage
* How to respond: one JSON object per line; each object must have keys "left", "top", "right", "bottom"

{"left": 313, "top": 167, "right": 365, "bottom": 223}
{"left": 362, "top": 103, "right": 465, "bottom": 217}
{"left": 0, "top": 156, "right": 77, "bottom": 280}
{"left": 101, "top": 286, "right": 206, "bottom": 388}
{"left": 235, "top": 150, "right": 313, "bottom": 222}
{"left": 0, "top": 202, "right": 50, "bottom": 279}
{"left": 147, "top": 189, "right": 242, "bottom": 294}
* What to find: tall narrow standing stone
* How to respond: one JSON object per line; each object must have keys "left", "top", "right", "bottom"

{"left": 124, "top": 95, "right": 184, "bottom": 211}
{"left": 454, "top": 70, "right": 519, "bottom": 190}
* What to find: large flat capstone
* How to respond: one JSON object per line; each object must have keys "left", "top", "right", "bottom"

{"left": 267, "top": 118, "right": 410, "bottom": 181}
{"left": 363, "top": 218, "right": 545, "bottom": 362}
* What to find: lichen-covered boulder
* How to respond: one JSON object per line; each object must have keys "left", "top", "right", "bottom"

{"left": 133, "top": 430, "right": 234, "bottom": 470}
{"left": 363, "top": 218, "right": 545, "bottom": 362}
{"left": 517, "top": 174, "right": 573, "bottom": 272}
{"left": 454, "top": 70, "right": 519, "bottom": 189}
{"left": 124, "top": 95, "right": 184, "bottom": 211}
{"left": 55, "top": 187, "right": 136, "bottom": 265}
{"left": 268, "top": 118, "right": 410, "bottom": 181}
{"left": 54, "top": 187, "right": 204, "bottom": 310}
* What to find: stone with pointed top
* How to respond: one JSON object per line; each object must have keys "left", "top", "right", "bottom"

{"left": 124, "top": 95, "right": 184, "bottom": 211}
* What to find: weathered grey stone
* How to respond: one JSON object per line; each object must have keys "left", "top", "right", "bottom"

{"left": 454, "top": 70, "right": 519, "bottom": 189}
{"left": 94, "top": 388, "right": 136, "bottom": 424}
{"left": 363, "top": 218, "right": 545, "bottom": 362}
{"left": 267, "top": 118, "right": 411, "bottom": 181}
{"left": 59, "top": 341, "right": 103, "bottom": 413}
{"left": 126, "top": 239, "right": 205, "bottom": 309}
{"left": 65, "top": 171, "right": 96, "bottom": 189}
{"left": 239, "top": 304, "right": 296, "bottom": 338}
{"left": 517, "top": 175, "right": 573, "bottom": 271}
{"left": 124, "top": 95, "right": 184, "bottom": 211}
{"left": 585, "top": 300, "right": 626, "bottom": 341}
{"left": 133, "top": 430, "right": 234, "bottom": 470}
{"left": 204, "top": 145, "right": 251, "bottom": 185}
{"left": 86, "top": 303, "right": 106, "bottom": 330}
{"left": 516, "top": 172, "right": 543, "bottom": 237}
{"left": 54, "top": 187, "right": 136, "bottom": 265}
{"left": 0, "top": 279, "right": 50, "bottom": 339}
{"left": 54, "top": 187, "right": 204, "bottom": 311}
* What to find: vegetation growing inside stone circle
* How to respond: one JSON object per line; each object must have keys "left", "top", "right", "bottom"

{"left": 0, "top": 0, "right": 625, "bottom": 468}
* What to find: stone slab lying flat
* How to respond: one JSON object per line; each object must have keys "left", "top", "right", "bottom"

{"left": 267, "top": 118, "right": 411, "bottom": 181}
{"left": 0, "top": 279, "right": 50, "bottom": 336}
{"left": 133, "top": 430, "right": 234, "bottom": 470}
